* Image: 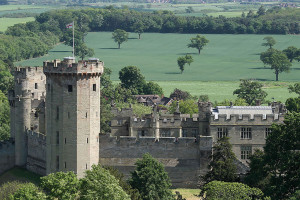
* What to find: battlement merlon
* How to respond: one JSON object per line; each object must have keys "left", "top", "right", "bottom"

{"left": 43, "top": 57, "right": 104, "bottom": 76}
{"left": 13, "top": 67, "right": 44, "bottom": 79}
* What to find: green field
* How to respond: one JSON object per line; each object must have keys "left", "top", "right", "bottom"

{"left": 172, "top": 188, "right": 200, "bottom": 200}
{"left": 0, "top": 17, "right": 34, "bottom": 32}
{"left": 16, "top": 32, "right": 300, "bottom": 103}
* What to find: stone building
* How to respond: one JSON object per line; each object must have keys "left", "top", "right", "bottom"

{"left": 0, "top": 57, "right": 286, "bottom": 188}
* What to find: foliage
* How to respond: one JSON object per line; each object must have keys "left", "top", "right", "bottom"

{"left": 200, "top": 181, "right": 269, "bottom": 200}
{"left": 262, "top": 36, "right": 276, "bottom": 49}
{"left": 187, "top": 34, "right": 209, "bottom": 55}
{"left": 40, "top": 171, "right": 80, "bottom": 200}
{"left": 245, "top": 112, "right": 300, "bottom": 199}
{"left": 131, "top": 20, "right": 146, "bottom": 39}
{"left": 112, "top": 29, "right": 129, "bottom": 49}
{"left": 285, "top": 97, "right": 300, "bottom": 113}
{"left": 283, "top": 46, "right": 300, "bottom": 62}
{"left": 289, "top": 190, "right": 300, "bottom": 200}
{"left": 199, "top": 95, "right": 209, "bottom": 102}
{"left": 233, "top": 79, "right": 268, "bottom": 105}
{"left": 170, "top": 88, "right": 192, "bottom": 101}
{"left": 130, "top": 153, "right": 174, "bottom": 200}
{"left": 0, "top": 90, "right": 10, "bottom": 141}
{"left": 288, "top": 83, "right": 300, "bottom": 97}
{"left": 203, "top": 137, "right": 238, "bottom": 183}
{"left": 10, "top": 183, "right": 47, "bottom": 200}
{"left": 177, "top": 54, "right": 193, "bottom": 73}
{"left": 213, "top": 98, "right": 247, "bottom": 107}
{"left": 105, "top": 166, "right": 142, "bottom": 200}
{"left": 0, "top": 181, "right": 24, "bottom": 200}
{"left": 143, "top": 81, "right": 164, "bottom": 96}
{"left": 169, "top": 99, "right": 198, "bottom": 116}
{"left": 75, "top": 43, "right": 94, "bottom": 60}
{"left": 115, "top": 102, "right": 152, "bottom": 117}
{"left": 260, "top": 48, "right": 292, "bottom": 81}
{"left": 119, "top": 66, "right": 146, "bottom": 95}
{"left": 80, "top": 165, "right": 130, "bottom": 200}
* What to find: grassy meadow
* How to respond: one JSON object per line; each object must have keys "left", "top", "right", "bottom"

{"left": 16, "top": 32, "right": 300, "bottom": 102}
{"left": 0, "top": 17, "right": 34, "bottom": 32}
{"left": 172, "top": 188, "right": 201, "bottom": 200}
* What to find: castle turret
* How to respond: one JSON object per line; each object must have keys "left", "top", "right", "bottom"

{"left": 198, "top": 101, "right": 212, "bottom": 136}
{"left": 44, "top": 57, "right": 103, "bottom": 178}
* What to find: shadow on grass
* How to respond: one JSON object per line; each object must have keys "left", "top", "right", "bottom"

{"left": 99, "top": 47, "right": 119, "bottom": 50}
{"left": 249, "top": 67, "right": 270, "bottom": 70}
{"left": 128, "top": 37, "right": 138, "bottom": 40}
{"left": 291, "top": 67, "right": 300, "bottom": 70}
{"left": 254, "top": 78, "right": 271, "bottom": 81}
{"left": 165, "top": 72, "right": 181, "bottom": 75}
{"left": 177, "top": 53, "right": 198, "bottom": 56}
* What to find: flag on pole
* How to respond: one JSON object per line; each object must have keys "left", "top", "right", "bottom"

{"left": 66, "top": 22, "right": 73, "bottom": 29}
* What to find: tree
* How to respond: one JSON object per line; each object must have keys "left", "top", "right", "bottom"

{"left": 186, "top": 6, "right": 194, "bottom": 13}
{"left": 260, "top": 49, "right": 292, "bottom": 81}
{"left": 286, "top": 97, "right": 300, "bottom": 112}
{"left": 187, "top": 34, "right": 209, "bottom": 55}
{"left": 169, "top": 99, "right": 198, "bottom": 116}
{"left": 200, "top": 181, "right": 269, "bottom": 200}
{"left": 283, "top": 46, "right": 300, "bottom": 62}
{"left": 143, "top": 81, "right": 164, "bottom": 96}
{"left": 80, "top": 165, "right": 130, "bottom": 200}
{"left": 112, "top": 29, "right": 129, "bottom": 49}
{"left": 40, "top": 171, "right": 80, "bottom": 199}
{"left": 233, "top": 79, "right": 268, "bottom": 105}
{"left": 177, "top": 54, "right": 193, "bottom": 73}
{"left": 245, "top": 112, "right": 300, "bottom": 199}
{"left": 132, "top": 21, "right": 146, "bottom": 39}
{"left": 0, "top": 90, "right": 10, "bottom": 141}
{"left": 262, "top": 36, "right": 276, "bottom": 49}
{"left": 119, "top": 66, "right": 146, "bottom": 95}
{"left": 10, "top": 183, "right": 47, "bottom": 200}
{"left": 203, "top": 137, "right": 238, "bottom": 183}
{"left": 129, "top": 153, "right": 173, "bottom": 200}
{"left": 75, "top": 43, "right": 94, "bottom": 60}
{"left": 288, "top": 83, "right": 300, "bottom": 97}
{"left": 257, "top": 6, "right": 266, "bottom": 16}
{"left": 170, "top": 88, "right": 192, "bottom": 101}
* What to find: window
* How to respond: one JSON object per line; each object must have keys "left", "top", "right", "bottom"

{"left": 265, "top": 128, "right": 272, "bottom": 138}
{"left": 241, "top": 127, "right": 252, "bottom": 139}
{"left": 160, "top": 129, "right": 170, "bottom": 137}
{"left": 192, "top": 129, "right": 198, "bottom": 138}
{"left": 86, "top": 112, "right": 88, "bottom": 118}
{"left": 56, "top": 106, "right": 59, "bottom": 120}
{"left": 35, "top": 83, "right": 38, "bottom": 89}
{"left": 117, "top": 119, "right": 122, "bottom": 125}
{"left": 56, "top": 131, "right": 59, "bottom": 145}
{"left": 64, "top": 162, "right": 66, "bottom": 169}
{"left": 68, "top": 85, "right": 73, "bottom": 92}
{"left": 93, "top": 84, "right": 96, "bottom": 91}
{"left": 241, "top": 146, "right": 252, "bottom": 159}
{"left": 217, "top": 128, "right": 228, "bottom": 138}
{"left": 86, "top": 163, "right": 88, "bottom": 169}
{"left": 56, "top": 156, "right": 59, "bottom": 170}
{"left": 182, "top": 129, "right": 187, "bottom": 137}
{"left": 64, "top": 138, "right": 66, "bottom": 144}
{"left": 138, "top": 130, "right": 147, "bottom": 137}
{"left": 87, "top": 138, "right": 89, "bottom": 143}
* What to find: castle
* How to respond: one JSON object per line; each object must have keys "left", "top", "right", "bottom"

{"left": 0, "top": 57, "right": 286, "bottom": 188}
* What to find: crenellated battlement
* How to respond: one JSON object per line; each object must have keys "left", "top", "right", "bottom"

{"left": 210, "top": 113, "right": 284, "bottom": 125}
{"left": 14, "top": 66, "right": 44, "bottom": 80}
{"left": 0, "top": 138, "right": 15, "bottom": 150}
{"left": 43, "top": 57, "right": 104, "bottom": 76}
{"left": 26, "top": 130, "right": 46, "bottom": 141}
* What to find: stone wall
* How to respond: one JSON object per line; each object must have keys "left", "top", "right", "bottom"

{"left": 0, "top": 139, "right": 15, "bottom": 174}
{"left": 26, "top": 131, "right": 46, "bottom": 175}
{"left": 99, "top": 134, "right": 212, "bottom": 188}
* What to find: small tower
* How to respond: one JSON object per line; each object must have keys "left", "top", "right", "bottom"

{"left": 198, "top": 101, "right": 212, "bottom": 136}
{"left": 44, "top": 57, "right": 103, "bottom": 178}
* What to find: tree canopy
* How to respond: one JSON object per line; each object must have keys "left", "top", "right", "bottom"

{"left": 130, "top": 153, "right": 173, "bottom": 200}
{"left": 283, "top": 46, "right": 300, "bottom": 62}
{"left": 233, "top": 79, "right": 268, "bottom": 105}
{"left": 112, "top": 29, "right": 129, "bottom": 49}
{"left": 10, "top": 183, "right": 46, "bottom": 200}
{"left": 170, "top": 88, "right": 193, "bottom": 101}
{"left": 262, "top": 36, "right": 276, "bottom": 49}
{"left": 75, "top": 43, "right": 94, "bottom": 60}
{"left": 203, "top": 137, "right": 238, "bottom": 183}
{"left": 119, "top": 66, "right": 146, "bottom": 94}
{"left": 169, "top": 99, "right": 198, "bottom": 116}
{"left": 177, "top": 55, "right": 193, "bottom": 73}
{"left": 187, "top": 34, "right": 209, "bottom": 55}
{"left": 260, "top": 49, "right": 292, "bottom": 81}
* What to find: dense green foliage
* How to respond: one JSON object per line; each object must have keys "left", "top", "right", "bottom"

{"left": 204, "top": 137, "right": 238, "bottom": 183}
{"left": 187, "top": 34, "right": 209, "bottom": 55}
{"left": 233, "top": 79, "right": 268, "bottom": 105}
{"left": 130, "top": 153, "right": 174, "bottom": 200}
{"left": 112, "top": 29, "right": 129, "bottom": 49}
{"left": 200, "top": 181, "right": 269, "bottom": 200}
{"left": 177, "top": 54, "right": 193, "bottom": 73}
{"left": 0, "top": 90, "right": 10, "bottom": 141}
{"left": 80, "top": 165, "right": 130, "bottom": 200}
{"left": 10, "top": 183, "right": 46, "bottom": 200}
{"left": 169, "top": 99, "right": 198, "bottom": 116}
{"left": 288, "top": 83, "right": 300, "bottom": 97}
{"left": 245, "top": 112, "right": 300, "bottom": 199}
{"left": 0, "top": 181, "right": 24, "bottom": 200}
{"left": 262, "top": 36, "right": 276, "bottom": 49}
{"left": 40, "top": 171, "right": 80, "bottom": 199}
{"left": 169, "top": 88, "right": 193, "bottom": 100}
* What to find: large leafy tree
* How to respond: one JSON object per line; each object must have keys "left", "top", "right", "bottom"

{"left": 262, "top": 36, "right": 276, "bottom": 49}
{"left": 40, "top": 171, "right": 80, "bottom": 199}
{"left": 112, "top": 29, "right": 129, "bottom": 49}
{"left": 260, "top": 49, "right": 292, "bottom": 81}
{"left": 177, "top": 54, "right": 193, "bottom": 73}
{"left": 288, "top": 82, "right": 300, "bottom": 97}
{"left": 75, "top": 43, "right": 94, "bottom": 60}
{"left": 200, "top": 181, "right": 269, "bottom": 200}
{"left": 245, "top": 112, "right": 300, "bottom": 199}
{"left": 169, "top": 99, "right": 198, "bottom": 116}
{"left": 119, "top": 66, "right": 146, "bottom": 94}
{"left": 203, "top": 137, "right": 238, "bottom": 183}
{"left": 233, "top": 79, "right": 268, "bottom": 105}
{"left": 131, "top": 20, "right": 146, "bottom": 39}
{"left": 10, "top": 183, "right": 47, "bottom": 200}
{"left": 129, "top": 153, "right": 173, "bottom": 200}
{"left": 0, "top": 90, "right": 10, "bottom": 141}
{"left": 143, "top": 81, "right": 164, "bottom": 96}
{"left": 283, "top": 46, "right": 300, "bottom": 62}
{"left": 170, "top": 88, "right": 192, "bottom": 101}
{"left": 80, "top": 165, "right": 130, "bottom": 200}
{"left": 187, "top": 34, "right": 209, "bottom": 55}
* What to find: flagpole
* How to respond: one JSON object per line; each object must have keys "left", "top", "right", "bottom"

{"left": 72, "top": 21, "right": 75, "bottom": 58}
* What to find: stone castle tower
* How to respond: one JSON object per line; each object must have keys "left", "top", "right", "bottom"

{"left": 43, "top": 57, "right": 103, "bottom": 177}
